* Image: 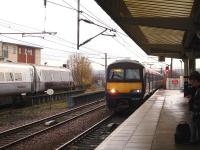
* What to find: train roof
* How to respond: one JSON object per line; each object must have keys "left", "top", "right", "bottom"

{"left": 109, "top": 59, "right": 144, "bottom": 67}
{"left": 34, "top": 65, "right": 70, "bottom": 72}
{"left": 0, "top": 62, "right": 33, "bottom": 69}
{"left": 0, "top": 62, "right": 70, "bottom": 72}
{"left": 107, "top": 60, "right": 162, "bottom": 76}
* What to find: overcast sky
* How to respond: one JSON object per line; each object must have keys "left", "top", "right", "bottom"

{"left": 0, "top": 0, "right": 185, "bottom": 71}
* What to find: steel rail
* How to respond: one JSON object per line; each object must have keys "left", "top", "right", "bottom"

{"left": 56, "top": 115, "right": 113, "bottom": 150}
{"left": 0, "top": 100, "right": 105, "bottom": 149}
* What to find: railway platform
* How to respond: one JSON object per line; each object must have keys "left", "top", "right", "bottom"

{"left": 95, "top": 89, "right": 200, "bottom": 150}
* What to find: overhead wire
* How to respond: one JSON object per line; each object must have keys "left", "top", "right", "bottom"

{"left": 75, "top": 1, "right": 165, "bottom": 66}
{"left": 0, "top": 14, "right": 112, "bottom": 65}
{"left": 0, "top": 34, "right": 109, "bottom": 62}
{"left": 0, "top": 10, "right": 113, "bottom": 57}
{"left": 47, "top": 0, "right": 77, "bottom": 11}
{"left": 87, "top": 58, "right": 105, "bottom": 67}
{"left": 73, "top": 0, "right": 154, "bottom": 63}
{"left": 0, "top": 3, "right": 124, "bottom": 62}
{"left": 115, "top": 32, "right": 147, "bottom": 57}
{"left": 0, "top": 0, "right": 162, "bottom": 67}
{"left": 3, "top": 49, "right": 131, "bottom": 67}
{"left": 112, "top": 36, "right": 144, "bottom": 61}
{"left": 73, "top": 0, "right": 114, "bottom": 30}
{"left": 0, "top": 13, "right": 106, "bottom": 56}
{"left": 0, "top": 25, "right": 119, "bottom": 62}
{"left": 0, "top": 19, "right": 108, "bottom": 57}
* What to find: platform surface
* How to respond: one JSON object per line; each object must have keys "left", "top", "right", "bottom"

{"left": 96, "top": 90, "right": 200, "bottom": 150}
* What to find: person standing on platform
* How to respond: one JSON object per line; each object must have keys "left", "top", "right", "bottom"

{"left": 188, "top": 71, "right": 200, "bottom": 144}
{"left": 188, "top": 71, "right": 200, "bottom": 111}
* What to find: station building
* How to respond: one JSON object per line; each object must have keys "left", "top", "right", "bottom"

{"left": 0, "top": 41, "right": 41, "bottom": 65}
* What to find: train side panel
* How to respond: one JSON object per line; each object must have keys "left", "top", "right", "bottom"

{"left": 34, "top": 65, "right": 74, "bottom": 92}
{"left": 0, "top": 63, "right": 33, "bottom": 96}
{"left": 0, "top": 63, "right": 74, "bottom": 106}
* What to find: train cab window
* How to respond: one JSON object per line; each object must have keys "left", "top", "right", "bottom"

{"left": 5, "top": 72, "right": 14, "bottom": 81}
{"left": 109, "top": 69, "right": 124, "bottom": 80}
{"left": 0, "top": 72, "right": 5, "bottom": 81}
{"left": 125, "top": 69, "right": 140, "bottom": 80}
{"left": 14, "top": 73, "right": 22, "bottom": 81}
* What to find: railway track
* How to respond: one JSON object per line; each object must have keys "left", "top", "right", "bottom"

{"left": 0, "top": 99, "right": 107, "bottom": 149}
{"left": 56, "top": 112, "right": 130, "bottom": 150}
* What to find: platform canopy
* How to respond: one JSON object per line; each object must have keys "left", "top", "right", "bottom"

{"left": 94, "top": 0, "right": 200, "bottom": 59}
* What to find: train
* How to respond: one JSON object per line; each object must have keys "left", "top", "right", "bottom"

{"left": 105, "top": 60, "right": 163, "bottom": 110}
{"left": 0, "top": 62, "right": 74, "bottom": 106}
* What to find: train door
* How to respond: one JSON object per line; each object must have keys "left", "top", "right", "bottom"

{"left": 152, "top": 74, "right": 155, "bottom": 91}
{"left": 146, "top": 72, "right": 150, "bottom": 94}
{"left": 142, "top": 68, "right": 146, "bottom": 96}
{"left": 150, "top": 73, "right": 153, "bottom": 92}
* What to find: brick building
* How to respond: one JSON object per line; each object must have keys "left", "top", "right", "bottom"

{"left": 0, "top": 42, "right": 41, "bottom": 64}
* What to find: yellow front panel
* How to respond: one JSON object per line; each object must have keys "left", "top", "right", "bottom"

{"left": 107, "top": 82, "right": 142, "bottom": 93}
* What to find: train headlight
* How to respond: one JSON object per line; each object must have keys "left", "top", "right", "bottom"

{"left": 109, "top": 88, "right": 118, "bottom": 94}
{"left": 130, "top": 89, "right": 142, "bottom": 93}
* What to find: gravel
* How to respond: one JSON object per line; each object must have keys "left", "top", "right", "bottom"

{"left": 0, "top": 100, "right": 69, "bottom": 132}
{"left": 6, "top": 107, "right": 109, "bottom": 150}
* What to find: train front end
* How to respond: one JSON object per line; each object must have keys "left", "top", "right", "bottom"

{"left": 106, "top": 61, "right": 145, "bottom": 110}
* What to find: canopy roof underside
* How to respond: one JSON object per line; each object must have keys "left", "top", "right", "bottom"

{"left": 95, "top": 0, "right": 200, "bottom": 59}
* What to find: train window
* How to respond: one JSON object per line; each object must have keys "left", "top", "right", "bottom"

{"left": 61, "top": 71, "right": 67, "bottom": 81}
{"left": 45, "top": 71, "right": 52, "bottom": 81}
{"left": 0, "top": 72, "right": 4, "bottom": 81}
{"left": 50, "top": 71, "right": 53, "bottom": 81}
{"left": 43, "top": 71, "right": 48, "bottom": 81}
{"left": 109, "top": 69, "right": 124, "bottom": 80}
{"left": 60, "top": 72, "right": 64, "bottom": 81}
{"left": 5, "top": 72, "right": 14, "bottom": 81}
{"left": 53, "top": 71, "right": 61, "bottom": 81}
{"left": 14, "top": 73, "right": 22, "bottom": 81}
{"left": 49, "top": 71, "right": 54, "bottom": 80}
{"left": 125, "top": 69, "right": 140, "bottom": 80}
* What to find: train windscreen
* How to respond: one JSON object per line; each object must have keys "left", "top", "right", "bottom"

{"left": 109, "top": 69, "right": 124, "bottom": 80}
{"left": 108, "top": 68, "right": 140, "bottom": 81}
{"left": 125, "top": 69, "right": 140, "bottom": 80}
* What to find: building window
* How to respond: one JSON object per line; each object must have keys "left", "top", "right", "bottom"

{"left": 13, "top": 47, "right": 17, "bottom": 54}
{"left": 3, "top": 46, "right": 8, "bottom": 58}
{"left": 26, "top": 49, "right": 32, "bottom": 55}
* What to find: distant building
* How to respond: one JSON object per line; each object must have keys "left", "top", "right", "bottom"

{"left": 0, "top": 41, "right": 41, "bottom": 64}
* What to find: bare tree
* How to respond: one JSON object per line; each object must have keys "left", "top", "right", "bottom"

{"left": 67, "top": 53, "right": 93, "bottom": 87}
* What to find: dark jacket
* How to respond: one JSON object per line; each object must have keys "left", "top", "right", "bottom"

{"left": 191, "top": 87, "right": 200, "bottom": 113}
